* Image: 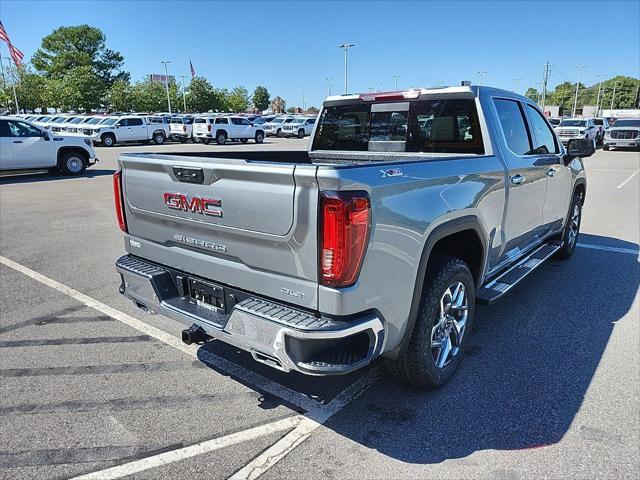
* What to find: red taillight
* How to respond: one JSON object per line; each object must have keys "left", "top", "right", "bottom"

{"left": 113, "top": 171, "right": 127, "bottom": 232}
{"left": 183, "top": 125, "right": 187, "bottom": 131}
{"left": 207, "top": 125, "right": 211, "bottom": 132}
{"left": 320, "top": 191, "right": 370, "bottom": 287}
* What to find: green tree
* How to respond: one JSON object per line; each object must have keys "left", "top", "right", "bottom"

{"left": 32, "top": 25, "right": 127, "bottom": 85}
{"left": 524, "top": 87, "right": 539, "bottom": 102}
{"left": 251, "top": 86, "right": 270, "bottom": 112}
{"left": 1, "top": 67, "right": 48, "bottom": 112}
{"left": 44, "top": 66, "right": 104, "bottom": 111}
{"left": 186, "top": 77, "right": 226, "bottom": 112}
{"left": 306, "top": 106, "right": 319, "bottom": 113}
{"left": 130, "top": 79, "right": 169, "bottom": 112}
{"left": 600, "top": 76, "right": 639, "bottom": 110}
{"left": 286, "top": 106, "right": 297, "bottom": 114}
{"left": 106, "top": 79, "right": 134, "bottom": 112}
{"left": 227, "top": 86, "right": 249, "bottom": 112}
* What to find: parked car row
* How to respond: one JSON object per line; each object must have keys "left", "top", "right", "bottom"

{"left": 14, "top": 112, "right": 318, "bottom": 147}
{"left": 548, "top": 116, "right": 638, "bottom": 149}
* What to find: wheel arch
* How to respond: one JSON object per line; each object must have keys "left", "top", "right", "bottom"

{"left": 386, "top": 216, "right": 488, "bottom": 359}
{"left": 573, "top": 178, "right": 587, "bottom": 204}
{"left": 57, "top": 146, "right": 89, "bottom": 166}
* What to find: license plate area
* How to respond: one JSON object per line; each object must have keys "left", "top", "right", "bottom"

{"left": 188, "top": 278, "right": 226, "bottom": 313}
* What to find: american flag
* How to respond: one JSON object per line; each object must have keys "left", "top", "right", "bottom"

{"left": 0, "top": 20, "right": 24, "bottom": 67}
{"left": 190, "top": 59, "right": 196, "bottom": 78}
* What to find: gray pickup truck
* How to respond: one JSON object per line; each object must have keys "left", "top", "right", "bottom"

{"left": 114, "top": 85, "right": 594, "bottom": 388}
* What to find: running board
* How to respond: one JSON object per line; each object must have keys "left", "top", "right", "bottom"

{"left": 477, "top": 241, "right": 562, "bottom": 305}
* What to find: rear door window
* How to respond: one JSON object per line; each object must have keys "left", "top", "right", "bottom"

{"left": 493, "top": 99, "right": 532, "bottom": 155}
{"left": 525, "top": 104, "right": 559, "bottom": 154}
{"left": 127, "top": 118, "right": 143, "bottom": 126}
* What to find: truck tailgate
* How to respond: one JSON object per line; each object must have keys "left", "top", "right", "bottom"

{"left": 119, "top": 154, "right": 320, "bottom": 309}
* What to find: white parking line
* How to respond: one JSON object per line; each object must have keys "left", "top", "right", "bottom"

{"left": 616, "top": 170, "right": 639, "bottom": 189}
{"left": 0, "top": 255, "right": 324, "bottom": 414}
{"left": 577, "top": 243, "right": 639, "bottom": 256}
{"left": 0, "top": 255, "right": 386, "bottom": 478}
{"left": 70, "top": 416, "right": 301, "bottom": 480}
{"left": 229, "top": 367, "right": 384, "bottom": 480}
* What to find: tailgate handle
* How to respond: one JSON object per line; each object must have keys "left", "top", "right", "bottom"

{"left": 173, "top": 167, "right": 204, "bottom": 184}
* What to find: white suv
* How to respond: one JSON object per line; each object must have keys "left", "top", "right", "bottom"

{"left": 169, "top": 116, "right": 195, "bottom": 142}
{"left": 192, "top": 116, "right": 216, "bottom": 144}
{"left": 281, "top": 117, "right": 316, "bottom": 138}
{"left": 211, "top": 116, "right": 265, "bottom": 145}
{"left": 554, "top": 118, "right": 598, "bottom": 145}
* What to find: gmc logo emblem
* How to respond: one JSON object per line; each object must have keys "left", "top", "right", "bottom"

{"left": 163, "top": 193, "right": 223, "bottom": 217}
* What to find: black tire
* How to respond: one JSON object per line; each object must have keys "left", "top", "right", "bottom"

{"left": 192, "top": 136, "right": 201, "bottom": 143}
{"left": 385, "top": 255, "right": 476, "bottom": 389}
{"left": 203, "top": 139, "right": 211, "bottom": 145}
{"left": 179, "top": 137, "right": 187, "bottom": 143}
{"left": 255, "top": 131, "right": 264, "bottom": 144}
{"left": 153, "top": 132, "right": 165, "bottom": 145}
{"left": 215, "top": 131, "right": 227, "bottom": 145}
{"left": 555, "top": 190, "right": 583, "bottom": 259}
{"left": 276, "top": 128, "right": 283, "bottom": 138}
{"left": 59, "top": 151, "right": 87, "bottom": 176}
{"left": 297, "top": 129, "right": 305, "bottom": 139}
{"left": 603, "top": 144, "right": 610, "bottom": 151}
{"left": 241, "top": 138, "right": 248, "bottom": 144}
{"left": 101, "top": 134, "right": 115, "bottom": 147}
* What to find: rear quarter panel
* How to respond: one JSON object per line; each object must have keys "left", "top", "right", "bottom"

{"left": 316, "top": 155, "right": 506, "bottom": 353}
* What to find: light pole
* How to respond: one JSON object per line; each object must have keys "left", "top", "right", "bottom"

{"left": 161, "top": 60, "right": 172, "bottom": 113}
{"left": 595, "top": 74, "right": 604, "bottom": 116}
{"left": 513, "top": 77, "right": 522, "bottom": 93}
{"left": 572, "top": 65, "right": 587, "bottom": 117}
{"left": 2, "top": 57, "right": 19, "bottom": 113}
{"left": 477, "top": 70, "right": 487, "bottom": 84}
{"left": 338, "top": 43, "right": 355, "bottom": 94}
{"left": 326, "top": 78, "right": 332, "bottom": 97}
{"left": 178, "top": 75, "right": 188, "bottom": 112}
{"left": 610, "top": 81, "right": 619, "bottom": 110}
{"left": 392, "top": 74, "right": 401, "bottom": 90}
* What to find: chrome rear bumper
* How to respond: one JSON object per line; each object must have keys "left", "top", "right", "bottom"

{"left": 116, "top": 255, "right": 384, "bottom": 375}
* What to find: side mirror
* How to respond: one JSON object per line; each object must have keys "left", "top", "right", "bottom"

{"left": 567, "top": 138, "right": 596, "bottom": 158}
{"left": 43, "top": 132, "right": 51, "bottom": 141}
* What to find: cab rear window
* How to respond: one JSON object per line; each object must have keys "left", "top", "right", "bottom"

{"left": 312, "top": 99, "right": 484, "bottom": 154}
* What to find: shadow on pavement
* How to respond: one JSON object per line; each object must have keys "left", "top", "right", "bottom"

{"left": 199, "top": 234, "right": 638, "bottom": 463}
{"left": 0, "top": 169, "right": 115, "bottom": 185}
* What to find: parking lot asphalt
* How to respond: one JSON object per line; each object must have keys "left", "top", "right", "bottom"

{"left": 1, "top": 137, "right": 638, "bottom": 479}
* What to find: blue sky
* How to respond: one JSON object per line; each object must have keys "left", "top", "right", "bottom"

{"left": 1, "top": 0, "right": 639, "bottom": 107}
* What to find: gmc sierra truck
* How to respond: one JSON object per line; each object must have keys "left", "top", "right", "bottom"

{"left": 114, "top": 85, "right": 594, "bottom": 388}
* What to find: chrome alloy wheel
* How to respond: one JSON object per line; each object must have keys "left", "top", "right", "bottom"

{"left": 66, "top": 156, "right": 83, "bottom": 174}
{"left": 431, "top": 282, "right": 468, "bottom": 369}
{"left": 567, "top": 202, "right": 581, "bottom": 248}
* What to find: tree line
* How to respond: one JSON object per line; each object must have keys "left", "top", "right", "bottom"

{"left": 0, "top": 25, "right": 274, "bottom": 113}
{"left": 525, "top": 75, "right": 640, "bottom": 111}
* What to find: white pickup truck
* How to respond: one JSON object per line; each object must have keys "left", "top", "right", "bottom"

{"left": 0, "top": 116, "right": 97, "bottom": 175}
{"left": 82, "top": 116, "right": 170, "bottom": 146}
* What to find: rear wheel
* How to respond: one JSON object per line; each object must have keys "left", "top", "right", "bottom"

{"left": 215, "top": 131, "right": 227, "bottom": 145}
{"left": 192, "top": 136, "right": 201, "bottom": 143}
{"left": 385, "top": 255, "right": 475, "bottom": 389}
{"left": 59, "top": 152, "right": 87, "bottom": 176}
{"left": 153, "top": 132, "right": 165, "bottom": 145}
{"left": 603, "top": 144, "right": 610, "bottom": 151}
{"left": 255, "top": 131, "right": 264, "bottom": 143}
{"left": 297, "top": 129, "right": 305, "bottom": 139}
{"left": 555, "top": 190, "right": 583, "bottom": 259}
{"left": 101, "top": 134, "right": 115, "bottom": 147}
{"left": 241, "top": 138, "right": 248, "bottom": 144}
{"left": 203, "top": 138, "right": 211, "bottom": 145}
{"left": 276, "top": 128, "right": 283, "bottom": 138}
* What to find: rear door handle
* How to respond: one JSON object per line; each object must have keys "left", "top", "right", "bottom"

{"left": 546, "top": 168, "right": 557, "bottom": 177}
{"left": 511, "top": 174, "right": 525, "bottom": 185}
{"left": 13, "top": 140, "right": 23, "bottom": 144}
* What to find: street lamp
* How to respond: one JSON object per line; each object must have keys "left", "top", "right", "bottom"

{"left": 161, "top": 60, "right": 171, "bottom": 113}
{"left": 338, "top": 43, "right": 355, "bottom": 94}
{"left": 178, "top": 75, "right": 188, "bottom": 112}
{"left": 392, "top": 74, "right": 401, "bottom": 90}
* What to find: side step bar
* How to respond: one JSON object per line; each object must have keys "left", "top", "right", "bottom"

{"left": 476, "top": 241, "right": 562, "bottom": 305}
